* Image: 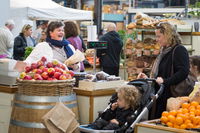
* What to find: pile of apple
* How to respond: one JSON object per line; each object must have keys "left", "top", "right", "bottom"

{"left": 19, "top": 57, "right": 74, "bottom": 81}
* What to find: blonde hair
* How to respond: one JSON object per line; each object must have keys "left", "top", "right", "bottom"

{"left": 21, "top": 24, "right": 32, "bottom": 34}
{"left": 156, "top": 22, "right": 182, "bottom": 47}
{"left": 117, "top": 85, "right": 141, "bottom": 109}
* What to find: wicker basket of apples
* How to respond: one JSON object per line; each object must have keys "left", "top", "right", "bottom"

{"left": 17, "top": 57, "right": 75, "bottom": 96}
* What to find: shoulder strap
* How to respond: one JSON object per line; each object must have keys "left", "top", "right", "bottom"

{"left": 171, "top": 45, "right": 180, "bottom": 76}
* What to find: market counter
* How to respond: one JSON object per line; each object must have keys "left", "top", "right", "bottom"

{"left": 0, "top": 85, "right": 17, "bottom": 133}
{"left": 73, "top": 88, "right": 116, "bottom": 124}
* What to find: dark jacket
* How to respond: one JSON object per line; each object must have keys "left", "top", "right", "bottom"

{"left": 13, "top": 33, "right": 27, "bottom": 60}
{"left": 97, "top": 31, "right": 123, "bottom": 68}
{"left": 101, "top": 107, "right": 133, "bottom": 126}
{"left": 154, "top": 44, "right": 189, "bottom": 119}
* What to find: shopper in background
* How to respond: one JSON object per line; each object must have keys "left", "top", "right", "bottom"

{"left": 32, "top": 20, "right": 48, "bottom": 44}
{"left": 190, "top": 56, "right": 200, "bottom": 81}
{"left": 97, "top": 23, "right": 123, "bottom": 76}
{"left": 13, "top": 24, "right": 35, "bottom": 60}
{"left": 137, "top": 22, "right": 190, "bottom": 119}
{"left": 0, "top": 19, "right": 15, "bottom": 58}
{"left": 64, "top": 21, "right": 85, "bottom": 72}
{"left": 38, "top": 30, "right": 47, "bottom": 43}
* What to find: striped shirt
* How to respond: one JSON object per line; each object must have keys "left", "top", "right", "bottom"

{"left": 0, "top": 26, "right": 14, "bottom": 58}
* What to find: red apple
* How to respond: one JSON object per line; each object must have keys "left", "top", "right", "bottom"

{"left": 59, "top": 74, "right": 67, "bottom": 80}
{"left": 41, "top": 72, "right": 49, "bottom": 80}
{"left": 19, "top": 72, "right": 26, "bottom": 79}
{"left": 54, "top": 67, "right": 63, "bottom": 74}
{"left": 34, "top": 74, "right": 43, "bottom": 80}
{"left": 25, "top": 66, "right": 32, "bottom": 73}
{"left": 47, "top": 77, "right": 54, "bottom": 81}
{"left": 42, "top": 67, "right": 48, "bottom": 73}
{"left": 68, "top": 71, "right": 74, "bottom": 77}
{"left": 37, "top": 60, "right": 44, "bottom": 67}
{"left": 32, "top": 69, "right": 38, "bottom": 73}
{"left": 23, "top": 75, "right": 32, "bottom": 80}
{"left": 41, "top": 56, "right": 47, "bottom": 62}
{"left": 46, "top": 62, "right": 53, "bottom": 68}
{"left": 36, "top": 69, "right": 43, "bottom": 74}
{"left": 31, "top": 63, "right": 38, "bottom": 69}
{"left": 60, "top": 64, "right": 66, "bottom": 70}
{"left": 53, "top": 72, "right": 62, "bottom": 79}
{"left": 65, "top": 73, "right": 72, "bottom": 79}
{"left": 47, "top": 68, "right": 55, "bottom": 76}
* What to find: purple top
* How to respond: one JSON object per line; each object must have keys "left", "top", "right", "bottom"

{"left": 67, "top": 36, "right": 85, "bottom": 71}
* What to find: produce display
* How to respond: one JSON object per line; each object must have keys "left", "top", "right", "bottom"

{"left": 125, "top": 38, "right": 159, "bottom": 81}
{"left": 161, "top": 101, "right": 200, "bottom": 129}
{"left": 85, "top": 49, "right": 100, "bottom": 66}
{"left": 19, "top": 57, "right": 74, "bottom": 81}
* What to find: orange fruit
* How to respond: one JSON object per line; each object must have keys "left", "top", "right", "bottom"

{"left": 185, "top": 119, "right": 192, "bottom": 124}
{"left": 186, "top": 123, "right": 193, "bottom": 128}
{"left": 182, "top": 108, "right": 189, "bottom": 114}
{"left": 196, "top": 110, "right": 200, "bottom": 116}
{"left": 167, "top": 122, "right": 173, "bottom": 127}
{"left": 182, "top": 102, "right": 190, "bottom": 109}
{"left": 169, "top": 110, "right": 177, "bottom": 116}
{"left": 191, "top": 101, "right": 199, "bottom": 107}
{"left": 174, "top": 124, "right": 180, "bottom": 129}
{"left": 180, "top": 124, "right": 187, "bottom": 129}
{"left": 160, "top": 116, "right": 168, "bottom": 124}
{"left": 168, "top": 115, "right": 176, "bottom": 123}
{"left": 196, "top": 105, "right": 200, "bottom": 110}
{"left": 175, "top": 116, "right": 183, "bottom": 125}
{"left": 162, "top": 111, "right": 169, "bottom": 117}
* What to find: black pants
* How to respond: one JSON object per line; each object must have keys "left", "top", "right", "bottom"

{"left": 102, "top": 67, "right": 119, "bottom": 76}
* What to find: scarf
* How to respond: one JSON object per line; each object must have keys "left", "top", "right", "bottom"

{"left": 150, "top": 46, "right": 173, "bottom": 78}
{"left": 46, "top": 37, "right": 74, "bottom": 58}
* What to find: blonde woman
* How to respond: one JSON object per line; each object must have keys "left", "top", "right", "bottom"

{"left": 138, "top": 22, "right": 190, "bottom": 119}
{"left": 13, "top": 24, "right": 35, "bottom": 60}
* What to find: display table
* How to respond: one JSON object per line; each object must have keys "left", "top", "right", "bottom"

{"left": 73, "top": 88, "right": 116, "bottom": 124}
{"left": 0, "top": 85, "right": 17, "bottom": 133}
{"left": 135, "top": 119, "right": 196, "bottom": 133}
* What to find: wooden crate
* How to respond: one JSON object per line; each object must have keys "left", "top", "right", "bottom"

{"left": 135, "top": 119, "right": 197, "bottom": 133}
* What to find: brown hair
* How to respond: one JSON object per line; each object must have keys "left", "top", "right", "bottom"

{"left": 21, "top": 24, "right": 32, "bottom": 34}
{"left": 117, "top": 85, "right": 141, "bottom": 109}
{"left": 156, "top": 22, "right": 182, "bottom": 47}
{"left": 64, "top": 21, "right": 80, "bottom": 38}
{"left": 46, "top": 21, "right": 64, "bottom": 38}
{"left": 190, "top": 55, "right": 200, "bottom": 73}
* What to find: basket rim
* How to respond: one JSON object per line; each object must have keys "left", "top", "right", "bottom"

{"left": 17, "top": 78, "right": 75, "bottom": 84}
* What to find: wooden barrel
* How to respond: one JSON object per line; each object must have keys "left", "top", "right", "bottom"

{"left": 9, "top": 93, "right": 79, "bottom": 133}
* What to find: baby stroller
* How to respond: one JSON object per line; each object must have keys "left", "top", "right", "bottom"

{"left": 79, "top": 78, "right": 164, "bottom": 133}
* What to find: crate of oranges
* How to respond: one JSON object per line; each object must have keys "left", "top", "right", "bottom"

{"left": 160, "top": 101, "right": 200, "bottom": 130}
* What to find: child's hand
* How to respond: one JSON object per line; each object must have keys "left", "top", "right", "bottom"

{"left": 137, "top": 72, "right": 148, "bottom": 79}
{"left": 110, "top": 119, "right": 119, "bottom": 125}
{"left": 111, "top": 102, "right": 118, "bottom": 110}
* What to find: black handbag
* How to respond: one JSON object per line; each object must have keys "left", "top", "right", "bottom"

{"left": 170, "top": 45, "right": 197, "bottom": 97}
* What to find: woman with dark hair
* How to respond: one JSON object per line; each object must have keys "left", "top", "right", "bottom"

{"left": 13, "top": 24, "right": 35, "bottom": 60}
{"left": 64, "top": 21, "right": 85, "bottom": 72}
{"left": 33, "top": 21, "right": 79, "bottom": 71}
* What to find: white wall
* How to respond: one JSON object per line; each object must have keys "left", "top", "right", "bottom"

{"left": 0, "top": 0, "right": 10, "bottom": 26}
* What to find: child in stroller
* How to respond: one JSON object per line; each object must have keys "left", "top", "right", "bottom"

{"left": 90, "top": 85, "right": 141, "bottom": 130}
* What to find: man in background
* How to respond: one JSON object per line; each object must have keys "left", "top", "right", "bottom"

{"left": 97, "top": 23, "right": 123, "bottom": 76}
{"left": 0, "top": 19, "right": 15, "bottom": 58}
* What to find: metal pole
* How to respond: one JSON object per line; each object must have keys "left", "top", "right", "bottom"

{"left": 94, "top": 0, "right": 102, "bottom": 36}
{"left": 185, "top": 0, "right": 189, "bottom": 18}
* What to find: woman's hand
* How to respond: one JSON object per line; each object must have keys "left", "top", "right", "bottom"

{"left": 68, "top": 63, "right": 79, "bottom": 71}
{"left": 111, "top": 102, "right": 118, "bottom": 111}
{"left": 137, "top": 72, "right": 148, "bottom": 79}
{"left": 110, "top": 119, "right": 119, "bottom": 125}
{"left": 156, "top": 77, "right": 164, "bottom": 84}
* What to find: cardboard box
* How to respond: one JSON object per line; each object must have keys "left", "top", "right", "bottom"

{"left": 78, "top": 80, "right": 125, "bottom": 91}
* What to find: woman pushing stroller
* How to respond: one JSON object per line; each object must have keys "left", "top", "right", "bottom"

{"left": 90, "top": 85, "right": 141, "bottom": 130}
